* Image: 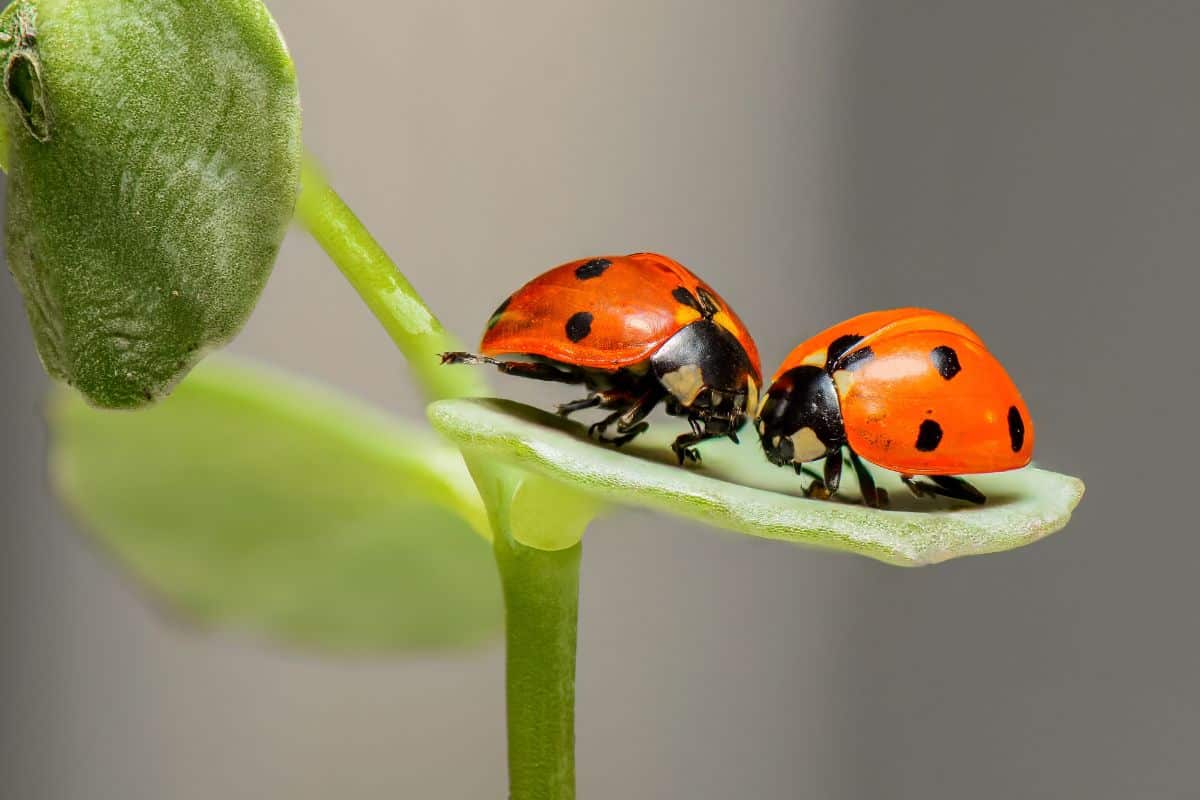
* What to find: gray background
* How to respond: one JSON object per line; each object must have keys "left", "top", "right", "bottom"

{"left": 2, "top": 1, "right": 1198, "bottom": 797}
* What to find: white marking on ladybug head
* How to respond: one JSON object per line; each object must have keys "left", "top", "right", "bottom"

{"left": 660, "top": 363, "right": 705, "bottom": 405}
{"left": 832, "top": 368, "right": 857, "bottom": 396}
{"left": 789, "top": 427, "right": 828, "bottom": 462}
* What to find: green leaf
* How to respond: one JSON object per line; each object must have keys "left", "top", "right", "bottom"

{"left": 2, "top": 0, "right": 302, "bottom": 408}
{"left": 428, "top": 398, "right": 1085, "bottom": 567}
{"left": 49, "top": 359, "right": 502, "bottom": 651}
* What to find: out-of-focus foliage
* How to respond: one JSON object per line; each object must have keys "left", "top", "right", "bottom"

{"left": 2, "top": 0, "right": 301, "bottom": 407}
{"left": 50, "top": 359, "right": 501, "bottom": 651}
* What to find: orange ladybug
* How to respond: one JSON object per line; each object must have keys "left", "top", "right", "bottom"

{"left": 755, "top": 308, "right": 1033, "bottom": 506}
{"left": 442, "top": 253, "right": 762, "bottom": 463}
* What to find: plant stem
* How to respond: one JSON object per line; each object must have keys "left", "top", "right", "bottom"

{"left": 300, "top": 155, "right": 584, "bottom": 799}
{"left": 495, "top": 531, "right": 581, "bottom": 800}
{"left": 295, "top": 156, "right": 486, "bottom": 402}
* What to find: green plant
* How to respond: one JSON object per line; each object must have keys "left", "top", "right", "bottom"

{"left": 1, "top": 2, "right": 1084, "bottom": 798}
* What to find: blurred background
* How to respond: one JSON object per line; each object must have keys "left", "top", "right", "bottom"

{"left": 2, "top": 1, "right": 1198, "bottom": 797}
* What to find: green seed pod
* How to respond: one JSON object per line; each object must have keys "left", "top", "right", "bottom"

{"left": 1, "top": 0, "right": 301, "bottom": 407}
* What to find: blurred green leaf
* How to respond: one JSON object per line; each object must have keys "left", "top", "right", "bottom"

{"left": 49, "top": 359, "right": 501, "bottom": 652}
{"left": 2, "top": 0, "right": 301, "bottom": 407}
{"left": 429, "top": 398, "right": 1085, "bottom": 566}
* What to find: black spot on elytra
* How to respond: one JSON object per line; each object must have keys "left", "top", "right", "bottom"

{"left": 826, "top": 334, "right": 873, "bottom": 372}
{"left": 915, "top": 419, "right": 943, "bottom": 452}
{"left": 930, "top": 345, "right": 962, "bottom": 380}
{"left": 672, "top": 286, "right": 702, "bottom": 310}
{"left": 672, "top": 287, "right": 705, "bottom": 319}
{"left": 840, "top": 346, "right": 874, "bottom": 371}
{"left": 575, "top": 258, "right": 612, "bottom": 280}
{"left": 565, "top": 311, "right": 594, "bottom": 343}
{"left": 486, "top": 296, "right": 511, "bottom": 329}
{"left": 1008, "top": 405, "right": 1025, "bottom": 452}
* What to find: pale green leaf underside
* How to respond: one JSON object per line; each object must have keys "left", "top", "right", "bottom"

{"left": 49, "top": 358, "right": 500, "bottom": 651}
{"left": 428, "top": 398, "right": 1085, "bottom": 566}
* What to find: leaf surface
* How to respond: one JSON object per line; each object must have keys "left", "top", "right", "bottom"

{"left": 50, "top": 359, "right": 501, "bottom": 651}
{"left": 429, "top": 398, "right": 1085, "bottom": 566}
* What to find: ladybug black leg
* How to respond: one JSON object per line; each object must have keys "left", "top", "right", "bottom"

{"left": 588, "top": 408, "right": 629, "bottom": 440}
{"left": 588, "top": 390, "right": 663, "bottom": 447}
{"left": 557, "top": 395, "right": 602, "bottom": 417}
{"left": 823, "top": 449, "right": 843, "bottom": 496}
{"left": 901, "top": 474, "right": 986, "bottom": 505}
{"left": 802, "top": 451, "right": 856, "bottom": 503}
{"left": 670, "top": 416, "right": 735, "bottom": 464}
{"left": 930, "top": 475, "right": 986, "bottom": 504}
{"left": 439, "top": 352, "right": 585, "bottom": 384}
{"left": 610, "top": 423, "right": 650, "bottom": 447}
{"left": 847, "top": 449, "right": 888, "bottom": 508}
{"left": 670, "top": 432, "right": 707, "bottom": 465}
{"left": 609, "top": 390, "right": 665, "bottom": 446}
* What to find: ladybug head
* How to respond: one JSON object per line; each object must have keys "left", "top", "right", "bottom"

{"left": 650, "top": 319, "right": 759, "bottom": 440}
{"left": 755, "top": 366, "right": 846, "bottom": 467}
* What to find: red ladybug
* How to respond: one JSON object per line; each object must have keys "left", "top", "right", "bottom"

{"left": 442, "top": 253, "right": 762, "bottom": 463}
{"left": 755, "top": 308, "right": 1033, "bottom": 506}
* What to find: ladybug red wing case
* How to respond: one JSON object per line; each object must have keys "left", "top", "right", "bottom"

{"left": 837, "top": 329, "right": 1033, "bottom": 475}
{"left": 443, "top": 252, "right": 761, "bottom": 464}
{"left": 757, "top": 308, "right": 1033, "bottom": 506}
{"left": 482, "top": 253, "right": 760, "bottom": 375}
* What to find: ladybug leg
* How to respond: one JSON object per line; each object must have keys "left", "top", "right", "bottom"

{"left": 901, "top": 475, "right": 932, "bottom": 499}
{"left": 557, "top": 395, "right": 603, "bottom": 417}
{"left": 901, "top": 475, "right": 986, "bottom": 505}
{"left": 929, "top": 475, "right": 986, "bottom": 504}
{"left": 588, "top": 407, "right": 629, "bottom": 440}
{"left": 587, "top": 391, "right": 663, "bottom": 446}
{"left": 440, "top": 353, "right": 585, "bottom": 384}
{"left": 670, "top": 432, "right": 707, "bottom": 465}
{"left": 803, "top": 451, "right": 856, "bottom": 502}
{"left": 803, "top": 450, "right": 843, "bottom": 500}
{"left": 823, "top": 450, "right": 843, "bottom": 495}
{"left": 608, "top": 391, "right": 664, "bottom": 447}
{"left": 847, "top": 449, "right": 888, "bottom": 508}
{"left": 670, "top": 418, "right": 733, "bottom": 464}
{"left": 440, "top": 351, "right": 497, "bottom": 365}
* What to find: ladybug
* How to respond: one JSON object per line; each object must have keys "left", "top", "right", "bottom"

{"left": 442, "top": 252, "right": 762, "bottom": 463}
{"left": 755, "top": 308, "right": 1033, "bottom": 507}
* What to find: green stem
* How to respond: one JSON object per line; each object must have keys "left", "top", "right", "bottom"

{"left": 495, "top": 532, "right": 580, "bottom": 800}
{"left": 299, "top": 155, "right": 583, "bottom": 799}
{"left": 468, "top": 457, "right": 581, "bottom": 800}
{"left": 295, "top": 156, "right": 486, "bottom": 402}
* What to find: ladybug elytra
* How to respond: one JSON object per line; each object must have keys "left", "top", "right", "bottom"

{"left": 442, "top": 252, "right": 762, "bottom": 463}
{"left": 756, "top": 308, "right": 1034, "bottom": 507}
